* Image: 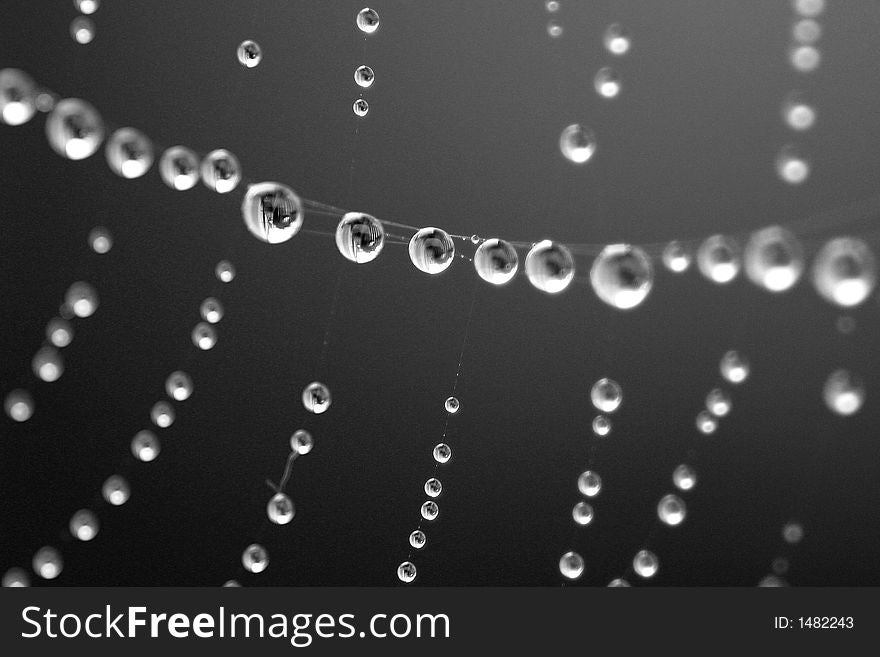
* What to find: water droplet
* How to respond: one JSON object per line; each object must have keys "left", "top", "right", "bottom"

{"left": 32, "top": 346, "right": 63, "bottom": 383}
{"left": 577, "top": 470, "right": 602, "bottom": 497}
{"left": 772, "top": 557, "right": 790, "bottom": 575}
{"left": 105, "top": 127, "right": 153, "bottom": 179}
{"left": 336, "top": 212, "right": 385, "bottom": 263}
{"left": 69, "top": 509, "right": 99, "bottom": 541}
{"left": 591, "top": 378, "right": 622, "bottom": 413}
{"left": 720, "top": 350, "right": 750, "bottom": 384}
{"left": 65, "top": 281, "right": 99, "bottom": 318}
{"left": 559, "top": 551, "right": 584, "bottom": 580}
{"left": 5, "top": 390, "right": 34, "bottom": 422}
{"left": 758, "top": 575, "right": 788, "bottom": 587}
{"left": 70, "top": 16, "right": 95, "bottom": 44}
{"left": 793, "top": 0, "right": 825, "bottom": 18}
{"left": 744, "top": 226, "right": 804, "bottom": 292}
{"left": 547, "top": 21, "right": 563, "bottom": 38}
{"left": 424, "top": 478, "right": 442, "bottom": 498}
{"left": 215, "top": 260, "right": 236, "bottom": 283}
{"left": 789, "top": 45, "right": 821, "bottom": 72}
{"left": 223, "top": 580, "right": 241, "bottom": 587}
{"left": 594, "top": 67, "right": 622, "bottom": 98}
{"left": 409, "top": 227, "right": 455, "bottom": 274}
{"left": 421, "top": 501, "right": 439, "bottom": 521}
{"left": 46, "top": 318, "right": 73, "bottom": 348}
{"left": 572, "top": 501, "right": 594, "bottom": 526}
{"left": 782, "top": 92, "right": 817, "bottom": 131}
{"left": 782, "top": 521, "right": 804, "bottom": 544}
{"left": 131, "top": 430, "right": 161, "bottom": 462}
{"left": 241, "top": 181, "right": 304, "bottom": 243}
{"left": 662, "top": 241, "right": 692, "bottom": 273}
{"left": 33, "top": 547, "right": 63, "bottom": 580}
{"left": 672, "top": 464, "right": 696, "bottom": 491}
{"left": 242, "top": 544, "right": 269, "bottom": 573}
{"left": 0, "top": 68, "right": 37, "bottom": 126}
{"left": 88, "top": 226, "right": 112, "bottom": 254}
{"left": 812, "top": 237, "right": 877, "bottom": 307}
{"left": 267, "top": 493, "right": 295, "bottom": 525}
{"left": 695, "top": 410, "right": 718, "bottom": 435}
{"left": 302, "top": 382, "right": 331, "bottom": 414}
{"left": 525, "top": 240, "right": 575, "bottom": 293}
{"left": 74, "top": 0, "right": 100, "bottom": 15}
{"left": 409, "top": 530, "right": 426, "bottom": 549}
{"left": 150, "top": 401, "right": 175, "bottom": 428}
{"left": 823, "top": 369, "right": 865, "bottom": 416}
{"left": 237, "top": 40, "right": 262, "bottom": 68}
{"left": 352, "top": 98, "right": 369, "bottom": 117}
{"left": 792, "top": 18, "right": 821, "bottom": 44}
{"left": 444, "top": 396, "right": 460, "bottom": 414}
{"left": 697, "top": 235, "right": 741, "bottom": 284}
{"left": 201, "top": 149, "right": 241, "bottom": 194}
{"left": 590, "top": 244, "right": 653, "bottom": 310}
{"left": 592, "top": 414, "right": 611, "bottom": 437}
{"left": 159, "top": 146, "right": 200, "bottom": 191}
{"left": 354, "top": 65, "right": 375, "bottom": 88}
{"left": 2, "top": 568, "right": 30, "bottom": 587}
{"left": 433, "top": 443, "right": 452, "bottom": 464}
{"left": 632, "top": 550, "right": 658, "bottom": 578}
{"left": 397, "top": 561, "right": 417, "bottom": 583}
{"left": 545, "top": 1, "right": 560, "bottom": 12}
{"left": 474, "top": 238, "right": 519, "bottom": 285}
{"left": 603, "top": 23, "right": 632, "bottom": 55}
{"left": 607, "top": 578, "right": 630, "bottom": 587}
{"left": 290, "top": 429, "right": 314, "bottom": 455}
{"left": 657, "top": 494, "right": 687, "bottom": 526}
{"left": 705, "top": 388, "right": 732, "bottom": 417}
{"left": 776, "top": 144, "right": 810, "bottom": 184}
{"left": 102, "top": 475, "right": 130, "bottom": 505}
{"left": 192, "top": 322, "right": 218, "bottom": 350}
{"left": 46, "top": 98, "right": 105, "bottom": 160}
{"left": 200, "top": 298, "right": 224, "bottom": 324}
{"left": 559, "top": 124, "right": 596, "bottom": 164}
{"left": 357, "top": 8, "right": 380, "bottom": 34}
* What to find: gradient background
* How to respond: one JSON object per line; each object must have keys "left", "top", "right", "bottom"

{"left": 2, "top": 0, "right": 880, "bottom": 585}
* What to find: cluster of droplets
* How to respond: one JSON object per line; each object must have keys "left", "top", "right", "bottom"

{"left": 758, "top": 521, "right": 805, "bottom": 586}
{"left": 70, "top": 0, "right": 99, "bottom": 46}
{"left": 353, "top": 8, "right": 380, "bottom": 117}
{"left": 695, "top": 350, "right": 749, "bottom": 435}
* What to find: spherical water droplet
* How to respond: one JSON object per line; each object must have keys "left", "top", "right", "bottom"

{"left": 397, "top": 561, "right": 417, "bottom": 583}
{"left": 32, "top": 346, "right": 63, "bottom": 383}
{"left": 470, "top": 235, "right": 481, "bottom": 244}
{"left": 525, "top": 240, "right": 575, "bottom": 293}
{"left": 603, "top": 23, "right": 632, "bottom": 55}
{"left": 242, "top": 544, "right": 269, "bottom": 573}
{"left": 657, "top": 494, "right": 687, "bottom": 526}
{"left": 608, "top": 578, "right": 630, "bottom": 587}
{"left": 433, "top": 443, "right": 452, "bottom": 464}
{"left": 444, "top": 396, "right": 460, "bottom": 414}
{"left": 46, "top": 98, "right": 105, "bottom": 160}
{"left": 74, "top": 0, "right": 100, "bottom": 15}
{"left": 672, "top": 464, "right": 696, "bottom": 491}
{"left": 5, "top": 390, "right": 34, "bottom": 422}
{"left": 65, "top": 281, "right": 99, "bottom": 318}
{"left": 106, "top": 127, "right": 153, "bottom": 179}
{"left": 559, "top": 551, "right": 584, "bottom": 580}
{"left": 572, "top": 501, "right": 594, "bottom": 526}
{"left": 811, "top": 237, "right": 877, "bottom": 308}
{"left": 0, "top": 68, "right": 37, "bottom": 126}
{"left": 547, "top": 21, "right": 563, "bottom": 38}
{"left": 697, "top": 235, "right": 741, "bottom": 284}
{"left": 772, "top": 557, "right": 790, "bottom": 575}
{"left": 559, "top": 124, "right": 596, "bottom": 164}
{"left": 776, "top": 145, "right": 810, "bottom": 184}
{"left": 633, "top": 550, "right": 658, "bottom": 578}
{"left": 267, "top": 493, "right": 295, "bottom": 525}
{"left": 782, "top": 93, "right": 817, "bottom": 131}
{"left": 474, "top": 238, "right": 519, "bottom": 285}
{"left": 662, "top": 241, "right": 692, "bottom": 273}
{"left": 192, "top": 322, "right": 217, "bottom": 350}
{"left": 590, "top": 244, "right": 653, "bottom": 310}
{"left": 46, "top": 318, "right": 73, "bottom": 348}
{"left": 792, "top": 18, "right": 821, "bottom": 44}
{"left": 302, "top": 382, "right": 331, "bottom": 414}
{"left": 33, "top": 547, "right": 63, "bottom": 580}
{"left": 591, "top": 378, "right": 622, "bottom": 413}
{"left": 578, "top": 470, "right": 602, "bottom": 497}
{"left": 237, "top": 40, "right": 262, "bottom": 68}
{"left": 545, "top": 1, "right": 560, "bottom": 13}
{"left": 200, "top": 297, "right": 224, "bottom": 324}
{"left": 159, "top": 145, "right": 200, "bottom": 191}
{"left": 592, "top": 414, "right": 611, "bottom": 437}
{"left": 290, "top": 429, "right": 314, "bottom": 455}
{"left": 823, "top": 369, "right": 865, "bottom": 416}
{"left": 215, "top": 260, "right": 236, "bottom": 283}
{"left": 201, "top": 149, "right": 241, "bottom": 194}
{"left": 2, "top": 568, "right": 29, "bottom": 587}
{"left": 789, "top": 45, "right": 821, "bottom": 73}
{"left": 594, "top": 67, "right": 622, "bottom": 98}
{"left": 836, "top": 315, "right": 856, "bottom": 335}
{"left": 705, "top": 388, "right": 732, "bottom": 417}
{"left": 336, "top": 212, "right": 385, "bottom": 263}
{"left": 241, "top": 181, "right": 304, "bottom": 244}
{"left": 352, "top": 98, "right": 369, "bottom": 117}
{"left": 782, "top": 521, "right": 804, "bottom": 544}
{"left": 793, "top": 0, "right": 825, "bottom": 18}
{"left": 421, "top": 501, "right": 439, "bottom": 521}
{"left": 35, "top": 92, "right": 56, "bottom": 113}
{"left": 696, "top": 410, "right": 718, "bottom": 435}
{"left": 88, "top": 226, "right": 112, "bottom": 254}
{"left": 69, "top": 509, "right": 99, "bottom": 541}
{"left": 409, "top": 530, "right": 426, "bottom": 549}
{"left": 357, "top": 8, "right": 380, "bottom": 34}
{"left": 131, "top": 430, "right": 160, "bottom": 462}
{"left": 70, "top": 16, "right": 95, "bottom": 44}
{"left": 424, "top": 478, "right": 442, "bottom": 498}
{"left": 744, "top": 226, "right": 805, "bottom": 292}
{"left": 720, "top": 350, "right": 750, "bottom": 384}
{"left": 102, "top": 475, "right": 130, "bottom": 505}
{"left": 150, "top": 401, "right": 175, "bottom": 428}
{"left": 408, "top": 227, "right": 455, "bottom": 274}
{"left": 354, "top": 65, "right": 375, "bottom": 88}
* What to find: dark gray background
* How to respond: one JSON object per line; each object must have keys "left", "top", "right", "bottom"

{"left": 1, "top": 0, "right": 879, "bottom": 585}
